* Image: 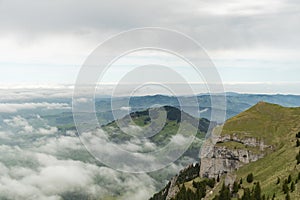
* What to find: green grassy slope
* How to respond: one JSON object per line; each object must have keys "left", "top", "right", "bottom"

{"left": 197, "top": 102, "right": 300, "bottom": 199}
{"left": 101, "top": 106, "right": 211, "bottom": 148}
{"left": 163, "top": 102, "right": 300, "bottom": 200}
{"left": 222, "top": 101, "right": 300, "bottom": 146}
{"left": 210, "top": 102, "right": 300, "bottom": 199}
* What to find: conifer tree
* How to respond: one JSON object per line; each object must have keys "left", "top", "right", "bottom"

{"left": 253, "top": 182, "right": 262, "bottom": 200}
{"left": 290, "top": 181, "right": 295, "bottom": 192}
{"left": 207, "top": 178, "right": 216, "bottom": 188}
{"left": 219, "top": 183, "right": 231, "bottom": 200}
{"left": 285, "top": 192, "right": 290, "bottom": 200}
{"left": 288, "top": 175, "right": 292, "bottom": 183}
{"left": 232, "top": 181, "right": 239, "bottom": 194}
{"left": 242, "top": 188, "right": 251, "bottom": 200}
{"left": 247, "top": 173, "right": 254, "bottom": 183}
{"left": 272, "top": 193, "right": 276, "bottom": 200}
{"left": 282, "top": 180, "right": 289, "bottom": 194}
{"left": 297, "top": 150, "right": 300, "bottom": 164}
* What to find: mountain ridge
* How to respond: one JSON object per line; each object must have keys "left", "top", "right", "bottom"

{"left": 150, "top": 102, "right": 300, "bottom": 200}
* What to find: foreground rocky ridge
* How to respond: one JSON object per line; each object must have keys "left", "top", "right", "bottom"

{"left": 200, "top": 135, "right": 270, "bottom": 179}
{"left": 149, "top": 134, "right": 268, "bottom": 200}
{"left": 150, "top": 102, "right": 300, "bottom": 200}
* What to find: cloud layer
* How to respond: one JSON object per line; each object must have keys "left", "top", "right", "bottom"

{"left": 0, "top": 116, "right": 159, "bottom": 200}
{"left": 0, "top": 0, "right": 299, "bottom": 88}
{"left": 0, "top": 104, "right": 195, "bottom": 200}
{"left": 0, "top": 102, "right": 70, "bottom": 113}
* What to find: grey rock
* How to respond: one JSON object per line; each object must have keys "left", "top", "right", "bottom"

{"left": 199, "top": 134, "right": 269, "bottom": 179}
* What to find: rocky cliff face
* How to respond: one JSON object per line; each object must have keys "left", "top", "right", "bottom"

{"left": 150, "top": 135, "right": 271, "bottom": 200}
{"left": 199, "top": 134, "right": 271, "bottom": 179}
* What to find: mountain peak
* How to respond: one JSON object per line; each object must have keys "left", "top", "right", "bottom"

{"left": 253, "top": 101, "right": 280, "bottom": 108}
{"left": 222, "top": 102, "right": 300, "bottom": 146}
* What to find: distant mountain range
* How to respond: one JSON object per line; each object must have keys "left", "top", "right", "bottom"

{"left": 52, "top": 93, "right": 300, "bottom": 132}
{"left": 95, "top": 93, "right": 300, "bottom": 122}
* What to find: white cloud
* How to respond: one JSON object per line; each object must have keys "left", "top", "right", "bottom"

{"left": 170, "top": 134, "right": 190, "bottom": 145}
{"left": 0, "top": 105, "right": 201, "bottom": 200}
{"left": 0, "top": 143, "right": 157, "bottom": 200}
{"left": 120, "top": 106, "right": 131, "bottom": 111}
{"left": 0, "top": 131, "right": 10, "bottom": 139}
{"left": 74, "top": 98, "right": 91, "bottom": 103}
{"left": 199, "top": 108, "right": 208, "bottom": 114}
{"left": 0, "top": 153, "right": 98, "bottom": 199}
{"left": 0, "top": 102, "right": 70, "bottom": 113}
{"left": 3, "top": 115, "right": 58, "bottom": 135}
{"left": 0, "top": 0, "right": 299, "bottom": 88}
{"left": 23, "top": 162, "right": 94, "bottom": 194}
{"left": 199, "top": 0, "right": 285, "bottom": 16}
{"left": 37, "top": 127, "right": 58, "bottom": 135}
{"left": 121, "top": 125, "right": 143, "bottom": 134}
{"left": 33, "top": 135, "right": 83, "bottom": 155}
{"left": 4, "top": 115, "right": 34, "bottom": 133}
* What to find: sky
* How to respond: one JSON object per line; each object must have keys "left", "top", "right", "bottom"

{"left": 0, "top": 0, "right": 299, "bottom": 94}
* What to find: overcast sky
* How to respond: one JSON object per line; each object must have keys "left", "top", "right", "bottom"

{"left": 0, "top": 0, "right": 299, "bottom": 94}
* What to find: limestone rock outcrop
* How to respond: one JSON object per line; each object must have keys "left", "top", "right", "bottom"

{"left": 199, "top": 135, "right": 271, "bottom": 179}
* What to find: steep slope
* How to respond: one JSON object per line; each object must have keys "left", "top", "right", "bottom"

{"left": 212, "top": 102, "right": 300, "bottom": 199}
{"left": 222, "top": 101, "right": 300, "bottom": 146}
{"left": 200, "top": 102, "right": 300, "bottom": 179}
{"left": 151, "top": 102, "right": 300, "bottom": 200}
